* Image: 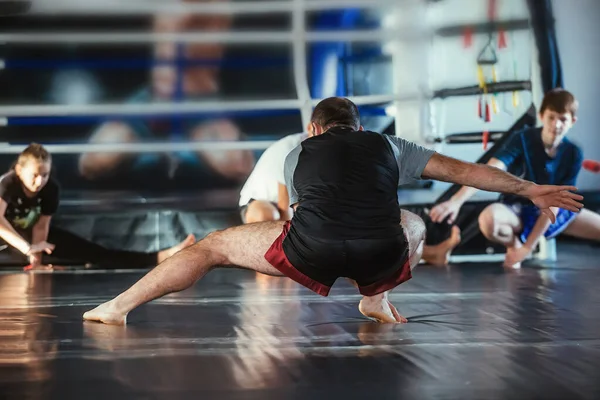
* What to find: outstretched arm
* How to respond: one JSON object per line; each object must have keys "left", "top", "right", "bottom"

{"left": 446, "top": 157, "right": 508, "bottom": 203}
{"left": 421, "top": 153, "right": 583, "bottom": 221}
{"left": 29, "top": 215, "right": 52, "bottom": 267}
{"left": 428, "top": 157, "right": 508, "bottom": 224}
{"left": 0, "top": 200, "right": 54, "bottom": 256}
{"left": 32, "top": 215, "right": 51, "bottom": 245}
{"left": 422, "top": 153, "right": 530, "bottom": 194}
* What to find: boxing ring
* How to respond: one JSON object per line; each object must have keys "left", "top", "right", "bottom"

{"left": 1, "top": 1, "right": 600, "bottom": 398}
{"left": 0, "top": 0, "right": 541, "bottom": 260}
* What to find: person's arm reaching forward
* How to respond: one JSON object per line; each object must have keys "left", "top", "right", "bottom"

{"left": 0, "top": 199, "right": 55, "bottom": 257}
{"left": 428, "top": 157, "right": 507, "bottom": 224}
{"left": 421, "top": 152, "right": 584, "bottom": 222}
{"left": 428, "top": 131, "right": 522, "bottom": 224}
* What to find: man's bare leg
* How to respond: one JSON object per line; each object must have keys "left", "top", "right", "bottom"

{"left": 478, "top": 203, "right": 523, "bottom": 268}
{"left": 561, "top": 208, "right": 600, "bottom": 241}
{"left": 82, "top": 221, "right": 286, "bottom": 325}
{"left": 421, "top": 225, "right": 462, "bottom": 266}
{"left": 358, "top": 210, "right": 426, "bottom": 323}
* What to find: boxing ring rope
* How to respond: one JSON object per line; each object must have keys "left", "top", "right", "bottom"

{"left": 0, "top": 0, "right": 422, "bottom": 151}
{"left": 0, "top": 93, "right": 414, "bottom": 153}
{"left": 0, "top": 1, "right": 549, "bottom": 262}
{"left": 0, "top": 29, "right": 423, "bottom": 45}
{"left": 0, "top": 0, "right": 535, "bottom": 141}
{"left": 0, "top": 141, "right": 280, "bottom": 154}
{"left": 0, "top": 0, "right": 523, "bottom": 156}
{"left": 0, "top": 93, "right": 409, "bottom": 153}
{"left": 28, "top": 0, "right": 408, "bottom": 15}
{"left": 0, "top": 94, "right": 414, "bottom": 118}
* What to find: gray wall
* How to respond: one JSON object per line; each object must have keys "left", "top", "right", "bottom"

{"left": 553, "top": 0, "right": 600, "bottom": 191}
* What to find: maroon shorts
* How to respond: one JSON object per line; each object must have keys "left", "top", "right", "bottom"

{"left": 264, "top": 221, "right": 412, "bottom": 296}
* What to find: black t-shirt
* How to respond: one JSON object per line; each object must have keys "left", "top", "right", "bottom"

{"left": 0, "top": 170, "right": 60, "bottom": 232}
{"left": 283, "top": 127, "right": 435, "bottom": 240}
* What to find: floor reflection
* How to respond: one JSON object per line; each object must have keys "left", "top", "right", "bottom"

{"left": 1, "top": 241, "right": 599, "bottom": 398}
{"left": 228, "top": 273, "right": 303, "bottom": 390}
{"left": 0, "top": 273, "right": 58, "bottom": 388}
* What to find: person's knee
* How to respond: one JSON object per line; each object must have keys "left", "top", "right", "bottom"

{"left": 79, "top": 122, "right": 138, "bottom": 179}
{"left": 401, "top": 210, "right": 426, "bottom": 244}
{"left": 478, "top": 207, "right": 495, "bottom": 239}
{"left": 245, "top": 201, "right": 280, "bottom": 223}
{"left": 199, "top": 230, "right": 229, "bottom": 265}
{"left": 414, "top": 217, "right": 426, "bottom": 242}
{"left": 401, "top": 210, "right": 426, "bottom": 268}
{"left": 478, "top": 204, "right": 517, "bottom": 242}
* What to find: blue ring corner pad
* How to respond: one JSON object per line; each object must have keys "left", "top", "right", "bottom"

{"left": 309, "top": 9, "right": 374, "bottom": 99}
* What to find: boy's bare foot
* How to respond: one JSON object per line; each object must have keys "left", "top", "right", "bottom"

{"left": 503, "top": 240, "right": 523, "bottom": 269}
{"left": 423, "top": 226, "right": 462, "bottom": 266}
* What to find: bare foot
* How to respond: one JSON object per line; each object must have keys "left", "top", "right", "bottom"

{"left": 502, "top": 236, "right": 524, "bottom": 269}
{"left": 503, "top": 242, "right": 523, "bottom": 269}
{"left": 157, "top": 234, "right": 196, "bottom": 263}
{"left": 423, "top": 226, "right": 462, "bottom": 266}
{"left": 83, "top": 301, "right": 128, "bottom": 325}
{"left": 359, "top": 296, "right": 407, "bottom": 323}
{"left": 448, "top": 225, "right": 462, "bottom": 247}
{"left": 387, "top": 301, "right": 408, "bottom": 323}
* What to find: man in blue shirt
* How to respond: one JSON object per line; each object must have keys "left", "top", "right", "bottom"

{"left": 430, "top": 88, "right": 600, "bottom": 268}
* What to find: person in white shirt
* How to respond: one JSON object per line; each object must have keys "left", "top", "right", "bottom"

{"left": 239, "top": 132, "right": 309, "bottom": 223}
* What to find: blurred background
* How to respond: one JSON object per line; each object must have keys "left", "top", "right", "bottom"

{"left": 1, "top": 2, "right": 600, "bottom": 395}
{"left": 2, "top": 0, "right": 596, "bottom": 193}
{"left": 0, "top": 0, "right": 598, "bottom": 253}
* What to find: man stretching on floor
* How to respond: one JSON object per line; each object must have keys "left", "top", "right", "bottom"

{"left": 83, "top": 97, "right": 583, "bottom": 325}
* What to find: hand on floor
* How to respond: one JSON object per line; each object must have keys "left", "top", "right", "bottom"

{"left": 28, "top": 241, "right": 55, "bottom": 255}
{"left": 28, "top": 252, "right": 42, "bottom": 268}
